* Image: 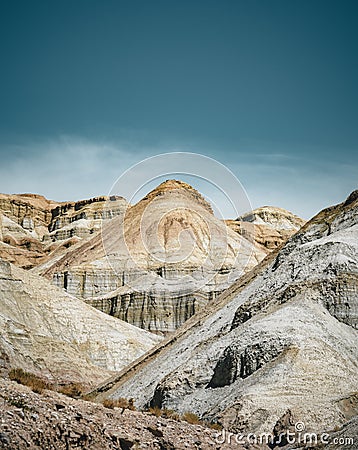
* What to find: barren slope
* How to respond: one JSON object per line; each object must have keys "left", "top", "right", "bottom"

{"left": 0, "top": 258, "right": 161, "bottom": 386}
{"left": 90, "top": 191, "right": 358, "bottom": 436}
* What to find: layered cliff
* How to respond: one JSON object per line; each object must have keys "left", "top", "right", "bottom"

{"left": 0, "top": 193, "right": 127, "bottom": 268}
{"left": 1, "top": 187, "right": 304, "bottom": 335}
{"left": 0, "top": 258, "right": 161, "bottom": 386}
{"left": 91, "top": 190, "right": 358, "bottom": 438}
{"left": 226, "top": 205, "right": 305, "bottom": 253}
{"left": 42, "top": 180, "right": 267, "bottom": 333}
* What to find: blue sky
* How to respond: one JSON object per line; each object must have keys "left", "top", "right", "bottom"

{"left": 0, "top": 0, "right": 357, "bottom": 218}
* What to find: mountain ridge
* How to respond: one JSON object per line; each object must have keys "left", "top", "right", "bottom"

{"left": 89, "top": 190, "right": 358, "bottom": 436}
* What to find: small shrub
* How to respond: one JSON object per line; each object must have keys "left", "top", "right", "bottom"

{"left": 181, "top": 412, "right": 201, "bottom": 425}
{"left": 9, "top": 368, "right": 50, "bottom": 394}
{"left": 81, "top": 393, "right": 93, "bottom": 402}
{"left": 161, "top": 408, "right": 180, "bottom": 421}
{"left": 207, "top": 422, "right": 223, "bottom": 431}
{"left": 102, "top": 397, "right": 136, "bottom": 411}
{"left": 58, "top": 382, "right": 85, "bottom": 399}
{"left": 148, "top": 406, "right": 163, "bottom": 417}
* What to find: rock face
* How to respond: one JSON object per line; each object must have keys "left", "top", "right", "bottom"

{"left": 226, "top": 206, "right": 305, "bottom": 253}
{"left": 47, "top": 195, "right": 127, "bottom": 241}
{"left": 91, "top": 191, "right": 358, "bottom": 437}
{"left": 0, "top": 258, "right": 161, "bottom": 386}
{"left": 238, "top": 205, "right": 305, "bottom": 229}
{"left": 0, "top": 188, "right": 304, "bottom": 335}
{"left": 42, "top": 180, "right": 267, "bottom": 333}
{"left": 0, "top": 193, "right": 127, "bottom": 269}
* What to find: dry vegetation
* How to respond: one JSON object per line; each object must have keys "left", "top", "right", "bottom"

{"left": 8, "top": 368, "right": 223, "bottom": 431}
{"left": 147, "top": 406, "right": 222, "bottom": 430}
{"left": 9, "top": 368, "right": 50, "bottom": 394}
{"left": 8, "top": 368, "right": 86, "bottom": 398}
{"left": 102, "top": 397, "right": 136, "bottom": 411}
{"left": 57, "top": 382, "right": 86, "bottom": 398}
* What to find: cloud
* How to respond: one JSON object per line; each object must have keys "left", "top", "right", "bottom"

{"left": 230, "top": 156, "right": 358, "bottom": 219}
{"left": 0, "top": 135, "right": 356, "bottom": 220}
{"left": 0, "top": 136, "right": 144, "bottom": 201}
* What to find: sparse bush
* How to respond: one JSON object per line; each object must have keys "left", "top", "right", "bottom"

{"left": 207, "top": 422, "right": 223, "bottom": 431}
{"left": 148, "top": 407, "right": 180, "bottom": 420}
{"left": 58, "top": 382, "right": 85, "bottom": 399}
{"left": 9, "top": 368, "right": 50, "bottom": 394}
{"left": 148, "top": 406, "right": 163, "bottom": 417}
{"left": 102, "top": 397, "right": 136, "bottom": 411}
{"left": 181, "top": 411, "right": 201, "bottom": 425}
{"left": 147, "top": 405, "right": 221, "bottom": 428}
{"left": 161, "top": 408, "right": 180, "bottom": 421}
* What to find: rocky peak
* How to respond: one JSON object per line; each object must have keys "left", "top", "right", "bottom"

{"left": 139, "top": 179, "right": 214, "bottom": 214}
{"left": 227, "top": 206, "right": 305, "bottom": 254}
{"left": 344, "top": 189, "right": 358, "bottom": 206}
{"left": 0, "top": 193, "right": 59, "bottom": 228}
{"left": 40, "top": 181, "right": 266, "bottom": 333}
{"left": 0, "top": 193, "right": 128, "bottom": 269}
{"left": 237, "top": 206, "right": 305, "bottom": 230}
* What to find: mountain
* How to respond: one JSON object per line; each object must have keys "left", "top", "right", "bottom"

{"left": 0, "top": 186, "right": 305, "bottom": 335}
{"left": 226, "top": 205, "right": 305, "bottom": 253}
{"left": 39, "top": 180, "right": 267, "bottom": 333}
{"left": 90, "top": 190, "right": 358, "bottom": 438}
{"left": 0, "top": 193, "right": 127, "bottom": 269}
{"left": 0, "top": 258, "right": 161, "bottom": 387}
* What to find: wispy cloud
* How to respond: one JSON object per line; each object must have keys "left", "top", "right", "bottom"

{"left": 0, "top": 136, "right": 145, "bottom": 201}
{"left": 0, "top": 135, "right": 356, "bottom": 220}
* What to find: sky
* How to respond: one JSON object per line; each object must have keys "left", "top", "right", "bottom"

{"left": 0, "top": 0, "right": 357, "bottom": 219}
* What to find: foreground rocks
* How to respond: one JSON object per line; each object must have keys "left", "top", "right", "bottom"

{"left": 0, "top": 379, "right": 355, "bottom": 450}
{"left": 0, "top": 379, "right": 242, "bottom": 450}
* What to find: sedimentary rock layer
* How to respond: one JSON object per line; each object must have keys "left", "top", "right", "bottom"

{"left": 44, "top": 181, "right": 267, "bottom": 332}
{"left": 0, "top": 258, "right": 161, "bottom": 386}
{"left": 226, "top": 205, "right": 305, "bottom": 253}
{"left": 91, "top": 190, "right": 358, "bottom": 437}
{"left": 0, "top": 193, "right": 127, "bottom": 268}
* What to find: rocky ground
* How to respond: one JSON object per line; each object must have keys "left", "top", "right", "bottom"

{"left": 0, "top": 379, "right": 355, "bottom": 449}
{"left": 0, "top": 379, "right": 247, "bottom": 450}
